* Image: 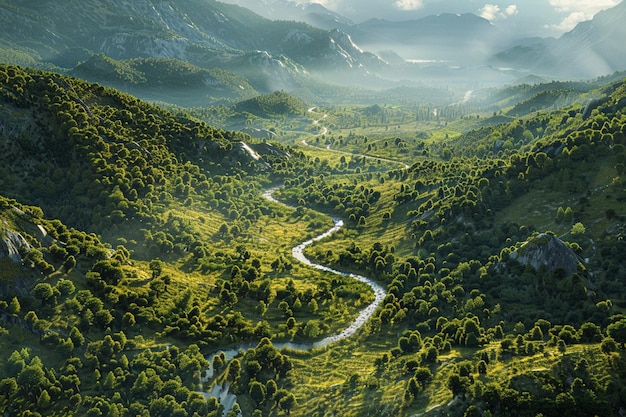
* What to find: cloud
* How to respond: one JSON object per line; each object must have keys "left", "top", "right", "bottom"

{"left": 505, "top": 5, "right": 519, "bottom": 16}
{"left": 479, "top": 4, "right": 518, "bottom": 22}
{"left": 548, "top": 0, "right": 620, "bottom": 14}
{"left": 547, "top": 0, "right": 621, "bottom": 31}
{"left": 394, "top": 0, "right": 425, "bottom": 11}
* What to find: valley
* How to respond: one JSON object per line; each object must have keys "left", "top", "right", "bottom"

{"left": 2, "top": 1, "right": 626, "bottom": 416}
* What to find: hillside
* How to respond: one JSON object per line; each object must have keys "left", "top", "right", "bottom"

{"left": 72, "top": 54, "right": 259, "bottom": 104}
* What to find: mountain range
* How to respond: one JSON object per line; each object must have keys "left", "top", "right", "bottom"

{"left": 1, "top": 0, "right": 626, "bottom": 106}
{"left": 0, "top": 0, "right": 383, "bottom": 105}
{"left": 222, "top": 0, "right": 626, "bottom": 78}
{"left": 492, "top": 0, "right": 626, "bottom": 79}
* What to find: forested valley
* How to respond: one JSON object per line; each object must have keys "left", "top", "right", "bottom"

{"left": 2, "top": 63, "right": 626, "bottom": 417}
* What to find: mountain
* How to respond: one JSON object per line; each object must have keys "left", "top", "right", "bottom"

{"left": 219, "top": 0, "right": 355, "bottom": 31}
{"left": 492, "top": 1, "right": 626, "bottom": 78}
{"left": 350, "top": 13, "right": 509, "bottom": 65}
{"left": 0, "top": 0, "right": 384, "bottom": 103}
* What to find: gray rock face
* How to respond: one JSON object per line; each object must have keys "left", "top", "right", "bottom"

{"left": 0, "top": 229, "right": 31, "bottom": 263}
{"left": 509, "top": 233, "right": 581, "bottom": 275}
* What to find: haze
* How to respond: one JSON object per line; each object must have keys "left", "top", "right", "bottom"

{"left": 223, "top": 0, "right": 622, "bottom": 38}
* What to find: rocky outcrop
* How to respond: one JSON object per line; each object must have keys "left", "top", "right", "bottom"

{"left": 508, "top": 233, "right": 581, "bottom": 275}
{"left": 0, "top": 228, "right": 31, "bottom": 263}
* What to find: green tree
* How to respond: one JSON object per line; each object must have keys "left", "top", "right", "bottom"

{"left": 278, "top": 392, "right": 296, "bottom": 415}
{"left": 149, "top": 259, "right": 164, "bottom": 278}
{"left": 464, "top": 405, "right": 481, "bottom": 417}
{"left": 32, "top": 283, "right": 55, "bottom": 305}
{"left": 36, "top": 389, "right": 51, "bottom": 410}
{"left": 414, "top": 367, "right": 433, "bottom": 388}
{"left": 122, "top": 312, "right": 136, "bottom": 328}
{"left": 556, "top": 206, "right": 565, "bottom": 223}
{"left": 56, "top": 279, "right": 76, "bottom": 296}
{"left": 69, "top": 327, "right": 85, "bottom": 347}
{"left": 266, "top": 379, "right": 277, "bottom": 399}
{"left": 447, "top": 374, "right": 470, "bottom": 397}
{"left": 607, "top": 319, "right": 626, "bottom": 348}
{"left": 102, "top": 371, "right": 116, "bottom": 391}
{"left": 249, "top": 381, "right": 266, "bottom": 405}
{"left": 91, "top": 260, "right": 124, "bottom": 285}
{"left": 564, "top": 206, "right": 573, "bottom": 223}
{"left": 17, "top": 363, "right": 47, "bottom": 400}
{"left": 63, "top": 255, "right": 77, "bottom": 271}
{"left": 571, "top": 222, "right": 586, "bottom": 235}
{"left": 227, "top": 358, "right": 241, "bottom": 382}
{"left": 8, "top": 297, "right": 20, "bottom": 315}
{"left": 477, "top": 360, "right": 488, "bottom": 374}
{"left": 407, "top": 378, "right": 419, "bottom": 397}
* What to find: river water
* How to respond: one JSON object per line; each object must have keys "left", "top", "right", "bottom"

{"left": 200, "top": 187, "right": 387, "bottom": 415}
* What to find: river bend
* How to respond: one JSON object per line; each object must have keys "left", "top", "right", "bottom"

{"left": 201, "top": 187, "right": 387, "bottom": 412}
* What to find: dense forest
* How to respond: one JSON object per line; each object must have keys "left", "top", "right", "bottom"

{"left": 2, "top": 62, "right": 626, "bottom": 417}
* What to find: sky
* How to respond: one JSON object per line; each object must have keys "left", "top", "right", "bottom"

{"left": 290, "top": 0, "right": 623, "bottom": 37}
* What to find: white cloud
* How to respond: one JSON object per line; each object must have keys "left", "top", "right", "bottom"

{"left": 548, "top": 0, "right": 620, "bottom": 14}
{"left": 548, "top": 11, "right": 586, "bottom": 31}
{"left": 394, "top": 0, "right": 425, "bottom": 11}
{"left": 479, "top": 4, "right": 518, "bottom": 22}
{"left": 505, "top": 5, "right": 519, "bottom": 16}
{"left": 547, "top": 0, "right": 621, "bottom": 31}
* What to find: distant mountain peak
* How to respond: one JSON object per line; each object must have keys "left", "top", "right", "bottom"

{"left": 492, "top": 0, "right": 626, "bottom": 78}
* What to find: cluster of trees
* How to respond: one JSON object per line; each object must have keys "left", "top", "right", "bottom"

{"left": 234, "top": 91, "right": 308, "bottom": 119}
{"left": 211, "top": 338, "right": 297, "bottom": 416}
{"left": 1, "top": 343, "right": 213, "bottom": 417}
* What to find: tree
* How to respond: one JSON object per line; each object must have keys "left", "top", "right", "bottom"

{"left": 447, "top": 374, "right": 470, "bottom": 397}
{"left": 571, "top": 222, "right": 586, "bottom": 235}
{"left": 17, "top": 363, "right": 47, "bottom": 400}
{"left": 564, "top": 206, "right": 573, "bottom": 223}
{"left": 414, "top": 367, "right": 433, "bottom": 388}
{"left": 32, "top": 283, "right": 55, "bottom": 305}
{"left": 91, "top": 260, "right": 124, "bottom": 285}
{"left": 8, "top": 297, "right": 20, "bottom": 315}
{"left": 464, "top": 405, "right": 481, "bottom": 417}
{"left": 477, "top": 360, "right": 488, "bottom": 375}
{"left": 607, "top": 319, "right": 626, "bottom": 348}
{"left": 260, "top": 380, "right": 275, "bottom": 401}
{"left": 601, "top": 337, "right": 618, "bottom": 354}
{"left": 278, "top": 393, "right": 296, "bottom": 414}
{"left": 579, "top": 322, "right": 601, "bottom": 343}
{"left": 249, "top": 381, "right": 266, "bottom": 405}
{"left": 37, "top": 389, "right": 51, "bottom": 410}
{"left": 122, "top": 312, "right": 136, "bottom": 328}
{"left": 407, "top": 378, "right": 419, "bottom": 397}
{"left": 227, "top": 359, "right": 241, "bottom": 382}
{"left": 149, "top": 259, "right": 164, "bottom": 278}
{"left": 63, "top": 255, "right": 77, "bottom": 271}
{"left": 69, "top": 326, "right": 85, "bottom": 347}
{"left": 56, "top": 279, "right": 76, "bottom": 296}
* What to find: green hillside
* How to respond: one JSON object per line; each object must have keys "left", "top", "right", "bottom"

{"left": 233, "top": 91, "right": 308, "bottom": 119}
{"left": 72, "top": 54, "right": 259, "bottom": 105}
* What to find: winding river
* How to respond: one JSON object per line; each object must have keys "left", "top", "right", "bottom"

{"left": 201, "top": 187, "right": 387, "bottom": 414}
